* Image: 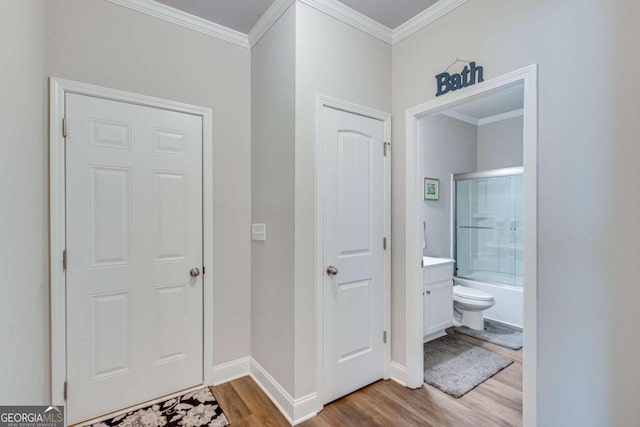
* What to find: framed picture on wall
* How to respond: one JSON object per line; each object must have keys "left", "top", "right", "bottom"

{"left": 424, "top": 177, "right": 439, "bottom": 200}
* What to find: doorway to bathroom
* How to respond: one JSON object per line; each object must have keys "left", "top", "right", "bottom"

{"left": 404, "top": 65, "right": 538, "bottom": 426}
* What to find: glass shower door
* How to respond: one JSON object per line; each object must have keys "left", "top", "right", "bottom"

{"left": 455, "top": 169, "right": 523, "bottom": 287}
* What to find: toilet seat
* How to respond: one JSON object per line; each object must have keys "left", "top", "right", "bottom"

{"left": 453, "top": 285, "right": 493, "bottom": 301}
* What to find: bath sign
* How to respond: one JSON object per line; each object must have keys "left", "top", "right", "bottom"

{"left": 435, "top": 61, "right": 484, "bottom": 96}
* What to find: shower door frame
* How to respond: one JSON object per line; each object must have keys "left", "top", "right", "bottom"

{"left": 403, "top": 65, "right": 538, "bottom": 427}
{"left": 451, "top": 166, "right": 524, "bottom": 288}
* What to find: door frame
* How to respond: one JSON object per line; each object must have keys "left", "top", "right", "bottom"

{"left": 404, "top": 65, "right": 538, "bottom": 425}
{"left": 315, "top": 95, "right": 392, "bottom": 405}
{"left": 49, "top": 78, "right": 215, "bottom": 411}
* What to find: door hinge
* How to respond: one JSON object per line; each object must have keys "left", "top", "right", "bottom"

{"left": 383, "top": 237, "right": 387, "bottom": 250}
{"left": 383, "top": 330, "right": 387, "bottom": 344}
{"left": 62, "top": 249, "right": 67, "bottom": 271}
{"left": 383, "top": 141, "right": 391, "bottom": 156}
{"left": 63, "top": 381, "right": 67, "bottom": 400}
{"left": 62, "top": 117, "right": 67, "bottom": 138}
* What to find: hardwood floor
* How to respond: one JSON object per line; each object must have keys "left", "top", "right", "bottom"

{"left": 211, "top": 329, "right": 522, "bottom": 427}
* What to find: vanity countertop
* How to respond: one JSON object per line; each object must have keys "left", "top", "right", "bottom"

{"left": 422, "top": 256, "right": 454, "bottom": 268}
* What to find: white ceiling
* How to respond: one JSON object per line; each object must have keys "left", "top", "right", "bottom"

{"left": 155, "top": 0, "right": 443, "bottom": 34}
{"left": 340, "top": 0, "right": 439, "bottom": 29}
{"left": 155, "top": 0, "right": 275, "bottom": 33}
{"left": 447, "top": 84, "right": 524, "bottom": 121}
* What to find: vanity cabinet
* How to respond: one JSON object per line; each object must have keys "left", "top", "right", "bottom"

{"left": 423, "top": 257, "right": 454, "bottom": 342}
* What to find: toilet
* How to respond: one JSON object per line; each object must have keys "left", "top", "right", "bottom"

{"left": 453, "top": 285, "right": 495, "bottom": 331}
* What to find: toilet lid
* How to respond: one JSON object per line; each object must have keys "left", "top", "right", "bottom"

{"left": 453, "top": 285, "right": 493, "bottom": 301}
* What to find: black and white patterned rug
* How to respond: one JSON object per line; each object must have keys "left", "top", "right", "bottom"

{"left": 86, "top": 387, "right": 229, "bottom": 427}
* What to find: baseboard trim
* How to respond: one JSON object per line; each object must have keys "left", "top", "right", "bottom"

{"left": 211, "top": 356, "right": 320, "bottom": 425}
{"left": 249, "top": 358, "right": 319, "bottom": 425}
{"left": 423, "top": 330, "right": 447, "bottom": 343}
{"left": 291, "top": 391, "right": 320, "bottom": 425}
{"left": 212, "top": 356, "right": 251, "bottom": 385}
{"left": 389, "top": 361, "right": 407, "bottom": 387}
{"left": 248, "top": 358, "right": 294, "bottom": 423}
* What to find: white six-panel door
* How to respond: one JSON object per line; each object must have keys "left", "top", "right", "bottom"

{"left": 322, "top": 106, "right": 386, "bottom": 403}
{"left": 65, "top": 93, "right": 203, "bottom": 423}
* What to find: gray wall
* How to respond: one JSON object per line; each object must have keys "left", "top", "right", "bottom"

{"left": 4, "top": 1, "right": 640, "bottom": 424}
{"left": 249, "top": 2, "right": 392, "bottom": 403}
{"left": 0, "top": 0, "right": 47, "bottom": 405}
{"left": 294, "top": 2, "right": 392, "bottom": 398}
{"left": 392, "top": 0, "right": 640, "bottom": 425}
{"left": 0, "top": 0, "right": 252, "bottom": 403}
{"left": 420, "top": 115, "right": 477, "bottom": 258}
{"left": 45, "top": 0, "right": 252, "bottom": 371}
{"left": 477, "top": 116, "right": 523, "bottom": 170}
{"left": 251, "top": 3, "right": 297, "bottom": 395}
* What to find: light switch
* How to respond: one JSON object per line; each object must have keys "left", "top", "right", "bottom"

{"left": 252, "top": 223, "right": 266, "bottom": 241}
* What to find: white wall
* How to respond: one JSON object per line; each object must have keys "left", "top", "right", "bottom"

{"left": 294, "top": 2, "right": 391, "bottom": 399}
{"left": 420, "top": 115, "right": 476, "bottom": 258}
{"left": 477, "top": 116, "right": 523, "bottom": 170}
{"left": 251, "top": 3, "right": 297, "bottom": 395}
{"left": 0, "top": 0, "right": 47, "bottom": 405}
{"left": 392, "top": 0, "right": 640, "bottom": 425}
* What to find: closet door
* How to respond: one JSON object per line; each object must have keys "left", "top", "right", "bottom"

{"left": 65, "top": 93, "right": 203, "bottom": 423}
{"left": 322, "top": 106, "right": 386, "bottom": 404}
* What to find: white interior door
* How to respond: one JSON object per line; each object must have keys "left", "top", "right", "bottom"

{"left": 65, "top": 93, "right": 203, "bottom": 423}
{"left": 322, "top": 106, "right": 386, "bottom": 403}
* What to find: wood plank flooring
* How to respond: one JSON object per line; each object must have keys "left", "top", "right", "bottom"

{"left": 211, "top": 329, "right": 522, "bottom": 427}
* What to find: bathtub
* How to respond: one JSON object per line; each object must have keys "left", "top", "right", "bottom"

{"left": 454, "top": 276, "right": 523, "bottom": 329}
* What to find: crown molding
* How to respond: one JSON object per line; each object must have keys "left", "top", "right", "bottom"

{"left": 105, "top": 0, "right": 250, "bottom": 49}
{"left": 106, "top": 0, "right": 467, "bottom": 50}
{"left": 248, "top": 0, "right": 295, "bottom": 47}
{"left": 392, "top": 0, "right": 468, "bottom": 44}
{"left": 299, "top": 0, "right": 393, "bottom": 44}
{"left": 442, "top": 108, "right": 524, "bottom": 126}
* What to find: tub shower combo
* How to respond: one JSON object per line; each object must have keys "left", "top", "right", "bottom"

{"left": 453, "top": 167, "right": 523, "bottom": 328}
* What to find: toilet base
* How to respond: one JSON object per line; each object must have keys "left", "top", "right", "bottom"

{"left": 461, "top": 310, "right": 485, "bottom": 331}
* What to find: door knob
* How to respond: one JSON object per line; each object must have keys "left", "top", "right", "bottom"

{"left": 190, "top": 267, "right": 200, "bottom": 277}
{"left": 326, "top": 265, "right": 339, "bottom": 276}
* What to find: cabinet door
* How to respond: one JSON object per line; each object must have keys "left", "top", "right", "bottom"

{"left": 424, "top": 281, "right": 453, "bottom": 338}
